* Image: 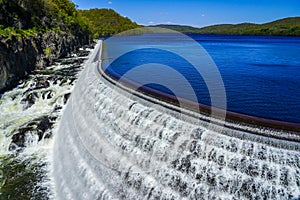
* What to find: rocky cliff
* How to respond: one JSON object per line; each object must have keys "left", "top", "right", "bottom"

{"left": 0, "top": 32, "right": 90, "bottom": 93}
{"left": 0, "top": 0, "right": 91, "bottom": 93}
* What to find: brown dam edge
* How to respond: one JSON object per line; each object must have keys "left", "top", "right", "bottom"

{"left": 96, "top": 46, "right": 300, "bottom": 143}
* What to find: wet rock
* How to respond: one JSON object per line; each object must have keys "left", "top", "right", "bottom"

{"left": 63, "top": 93, "right": 71, "bottom": 104}
{"left": 10, "top": 129, "right": 27, "bottom": 149}
{"left": 36, "top": 116, "right": 53, "bottom": 140}
{"left": 76, "top": 50, "right": 90, "bottom": 57}
{"left": 9, "top": 127, "right": 34, "bottom": 150}
{"left": 0, "top": 31, "right": 90, "bottom": 93}
{"left": 60, "top": 58, "right": 79, "bottom": 65}
{"left": 21, "top": 92, "right": 38, "bottom": 109}
{"left": 59, "top": 78, "right": 69, "bottom": 86}
{"left": 8, "top": 116, "right": 54, "bottom": 151}
{"left": 69, "top": 77, "right": 77, "bottom": 85}
{"left": 41, "top": 91, "right": 54, "bottom": 100}
{"left": 35, "top": 79, "right": 50, "bottom": 90}
{"left": 82, "top": 43, "right": 95, "bottom": 49}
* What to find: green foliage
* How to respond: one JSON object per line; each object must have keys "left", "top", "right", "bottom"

{"left": 197, "top": 17, "right": 300, "bottom": 36}
{"left": 151, "top": 24, "right": 199, "bottom": 33}
{"left": 44, "top": 47, "right": 52, "bottom": 56}
{"left": 2, "top": 0, "right": 298, "bottom": 39}
{"left": 0, "top": 27, "right": 31, "bottom": 38}
{"left": 78, "top": 8, "right": 140, "bottom": 37}
{"left": 0, "top": 0, "right": 91, "bottom": 38}
{"left": 151, "top": 17, "right": 300, "bottom": 36}
{"left": 0, "top": 155, "right": 49, "bottom": 200}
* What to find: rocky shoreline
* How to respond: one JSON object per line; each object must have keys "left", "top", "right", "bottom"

{"left": 0, "top": 31, "right": 91, "bottom": 93}
{"left": 0, "top": 44, "right": 93, "bottom": 199}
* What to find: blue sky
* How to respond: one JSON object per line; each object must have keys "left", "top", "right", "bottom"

{"left": 72, "top": 0, "right": 300, "bottom": 27}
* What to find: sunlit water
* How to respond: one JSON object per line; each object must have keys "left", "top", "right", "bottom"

{"left": 53, "top": 41, "right": 300, "bottom": 200}
{"left": 105, "top": 34, "right": 300, "bottom": 122}
{"left": 2, "top": 34, "right": 300, "bottom": 199}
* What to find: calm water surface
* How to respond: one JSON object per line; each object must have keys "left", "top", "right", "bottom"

{"left": 104, "top": 34, "right": 300, "bottom": 123}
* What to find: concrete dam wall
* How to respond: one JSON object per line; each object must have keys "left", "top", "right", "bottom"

{"left": 53, "top": 41, "right": 300, "bottom": 200}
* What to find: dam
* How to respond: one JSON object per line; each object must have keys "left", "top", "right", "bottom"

{"left": 53, "top": 41, "right": 300, "bottom": 199}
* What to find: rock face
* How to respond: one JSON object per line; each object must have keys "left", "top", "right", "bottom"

{"left": 0, "top": 47, "right": 91, "bottom": 152}
{"left": 0, "top": 32, "right": 89, "bottom": 93}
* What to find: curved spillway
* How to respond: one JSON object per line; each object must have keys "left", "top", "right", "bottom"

{"left": 53, "top": 41, "right": 300, "bottom": 199}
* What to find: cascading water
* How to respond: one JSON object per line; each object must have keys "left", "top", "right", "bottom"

{"left": 53, "top": 41, "right": 300, "bottom": 200}
{"left": 0, "top": 47, "right": 93, "bottom": 199}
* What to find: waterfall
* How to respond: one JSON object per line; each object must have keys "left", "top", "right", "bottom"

{"left": 53, "top": 41, "right": 300, "bottom": 200}
{"left": 0, "top": 46, "right": 92, "bottom": 199}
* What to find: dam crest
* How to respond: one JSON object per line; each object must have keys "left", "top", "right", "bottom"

{"left": 53, "top": 41, "right": 300, "bottom": 200}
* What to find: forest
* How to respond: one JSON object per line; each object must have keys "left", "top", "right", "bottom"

{"left": 197, "top": 17, "right": 300, "bottom": 36}
{"left": 78, "top": 8, "right": 140, "bottom": 37}
{"left": 0, "top": 0, "right": 139, "bottom": 38}
{"left": 155, "top": 17, "right": 300, "bottom": 36}
{"left": 0, "top": 0, "right": 299, "bottom": 38}
{"left": 0, "top": 0, "right": 89, "bottom": 38}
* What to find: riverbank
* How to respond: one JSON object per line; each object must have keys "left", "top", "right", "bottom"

{"left": 0, "top": 31, "right": 91, "bottom": 94}
{"left": 0, "top": 44, "right": 93, "bottom": 199}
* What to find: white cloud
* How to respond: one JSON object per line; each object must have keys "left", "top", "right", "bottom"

{"left": 108, "top": 1, "right": 112, "bottom": 4}
{"left": 148, "top": 21, "right": 155, "bottom": 25}
{"left": 201, "top": 14, "right": 205, "bottom": 17}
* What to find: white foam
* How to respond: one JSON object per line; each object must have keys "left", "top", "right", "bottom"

{"left": 53, "top": 41, "right": 300, "bottom": 199}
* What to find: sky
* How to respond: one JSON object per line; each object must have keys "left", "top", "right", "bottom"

{"left": 72, "top": 0, "right": 300, "bottom": 27}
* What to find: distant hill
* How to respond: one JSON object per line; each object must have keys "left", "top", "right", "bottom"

{"left": 150, "top": 24, "right": 199, "bottom": 33}
{"left": 198, "top": 17, "right": 300, "bottom": 36}
{"left": 197, "top": 23, "right": 257, "bottom": 34}
{"left": 78, "top": 8, "right": 140, "bottom": 37}
{"left": 151, "top": 17, "right": 300, "bottom": 36}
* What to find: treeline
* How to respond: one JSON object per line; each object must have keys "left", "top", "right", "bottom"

{"left": 154, "top": 17, "right": 300, "bottom": 36}
{"left": 0, "top": 0, "right": 89, "bottom": 38}
{"left": 197, "top": 17, "right": 300, "bottom": 36}
{"left": 78, "top": 8, "right": 140, "bottom": 37}
{"left": 149, "top": 24, "right": 199, "bottom": 34}
{"left": 2, "top": 1, "right": 298, "bottom": 38}
{"left": 0, "top": 1, "right": 140, "bottom": 38}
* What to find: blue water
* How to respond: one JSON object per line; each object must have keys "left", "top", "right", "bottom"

{"left": 104, "top": 34, "right": 300, "bottom": 123}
